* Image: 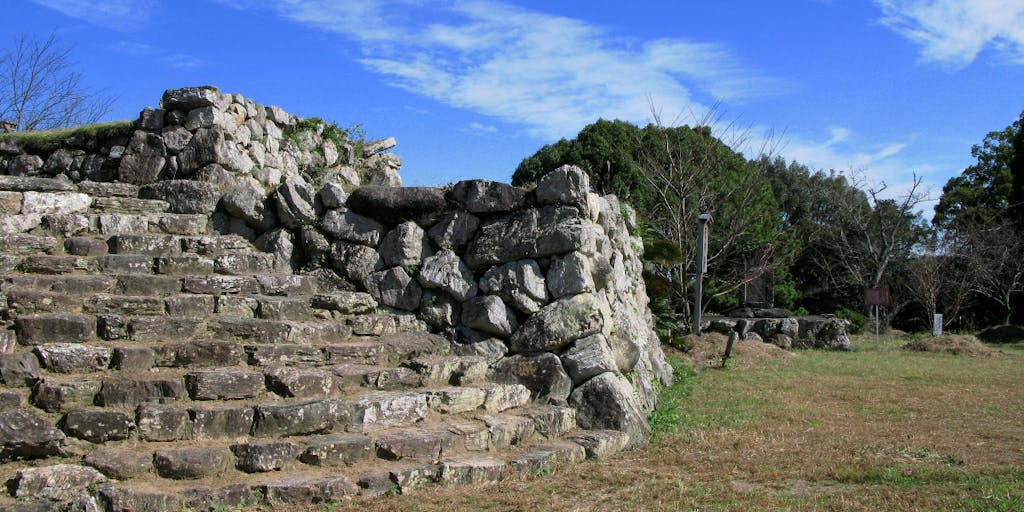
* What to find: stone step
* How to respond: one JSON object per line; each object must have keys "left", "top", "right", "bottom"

{"left": 3, "top": 272, "right": 320, "bottom": 299}
{"left": 0, "top": 212, "right": 211, "bottom": 238}
{"left": 1, "top": 414, "right": 623, "bottom": 509}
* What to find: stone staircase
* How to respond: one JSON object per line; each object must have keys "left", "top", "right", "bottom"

{"left": 0, "top": 175, "right": 635, "bottom": 511}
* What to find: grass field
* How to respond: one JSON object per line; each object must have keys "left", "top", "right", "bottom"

{"left": 292, "top": 334, "right": 1023, "bottom": 512}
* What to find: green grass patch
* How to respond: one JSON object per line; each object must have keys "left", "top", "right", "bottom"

{"left": 0, "top": 120, "right": 135, "bottom": 144}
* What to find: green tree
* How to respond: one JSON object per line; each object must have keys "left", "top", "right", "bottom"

{"left": 933, "top": 112, "right": 1023, "bottom": 230}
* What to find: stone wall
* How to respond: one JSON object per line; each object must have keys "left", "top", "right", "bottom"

{"left": 705, "top": 312, "right": 851, "bottom": 351}
{"left": 0, "top": 87, "right": 674, "bottom": 441}
{"left": 0, "top": 85, "right": 400, "bottom": 191}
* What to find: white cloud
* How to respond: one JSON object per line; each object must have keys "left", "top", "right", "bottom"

{"left": 876, "top": 0, "right": 1024, "bottom": 68}
{"left": 30, "top": 0, "right": 158, "bottom": 30}
{"left": 239, "top": 0, "right": 790, "bottom": 139}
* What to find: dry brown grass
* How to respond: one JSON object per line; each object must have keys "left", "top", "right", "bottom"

{"left": 264, "top": 336, "right": 1024, "bottom": 512}
{"left": 903, "top": 334, "right": 1005, "bottom": 357}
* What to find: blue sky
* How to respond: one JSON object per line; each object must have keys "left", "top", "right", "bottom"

{"left": 6, "top": 1, "right": 1024, "bottom": 215}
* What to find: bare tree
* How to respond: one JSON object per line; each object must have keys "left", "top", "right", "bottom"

{"left": 0, "top": 32, "right": 114, "bottom": 131}
{"left": 903, "top": 232, "right": 972, "bottom": 332}
{"left": 636, "top": 105, "right": 790, "bottom": 328}
{"left": 959, "top": 216, "right": 1024, "bottom": 325}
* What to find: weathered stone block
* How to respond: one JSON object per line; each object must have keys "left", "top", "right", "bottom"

{"left": 153, "top": 447, "right": 232, "bottom": 480}
{"left": 84, "top": 447, "right": 153, "bottom": 480}
{"left": 321, "top": 209, "right": 386, "bottom": 247}
{"left": 60, "top": 408, "right": 134, "bottom": 443}
{"left": 508, "top": 293, "right": 603, "bottom": 353}
{"left": 299, "top": 434, "right": 374, "bottom": 466}
{"left": 185, "top": 370, "right": 265, "bottom": 400}
{"left": 15, "top": 313, "right": 95, "bottom": 345}
{"left": 231, "top": 440, "right": 300, "bottom": 472}
{"left": 417, "top": 249, "right": 477, "bottom": 301}
{"left": 0, "top": 408, "right": 65, "bottom": 460}
{"left": 12, "top": 464, "right": 107, "bottom": 502}
{"left": 492, "top": 353, "right": 572, "bottom": 405}
{"left": 461, "top": 295, "right": 518, "bottom": 338}
{"left": 189, "top": 405, "right": 255, "bottom": 439}
{"left": 136, "top": 403, "right": 191, "bottom": 441}
{"left": 35, "top": 343, "right": 111, "bottom": 373}
{"left": 479, "top": 259, "right": 548, "bottom": 313}
{"left": 252, "top": 399, "right": 349, "bottom": 437}
{"left": 95, "top": 376, "right": 185, "bottom": 408}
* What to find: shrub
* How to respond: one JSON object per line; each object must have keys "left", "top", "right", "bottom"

{"left": 836, "top": 307, "right": 868, "bottom": 334}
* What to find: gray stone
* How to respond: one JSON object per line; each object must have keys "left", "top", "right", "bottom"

{"left": 95, "top": 376, "right": 185, "bottom": 408}
{"left": 450, "top": 337, "right": 508, "bottom": 363}
{"left": 178, "top": 128, "right": 225, "bottom": 173}
{"left": 110, "top": 346, "right": 155, "bottom": 370}
{"left": 479, "top": 259, "right": 548, "bottom": 313}
{"left": 379, "top": 221, "right": 430, "bottom": 267}
{"left": 0, "top": 352, "right": 41, "bottom": 386}
{"left": 231, "top": 441, "right": 300, "bottom": 472}
{"left": 521, "top": 405, "right": 577, "bottom": 438}
{"left": 0, "top": 175, "right": 75, "bottom": 191}
{"left": 265, "top": 367, "right": 336, "bottom": 398}
{"left": 479, "top": 413, "right": 535, "bottom": 449}
{"left": 161, "top": 125, "right": 192, "bottom": 153}
{"left": 417, "top": 249, "right": 477, "bottom": 301}
{"left": 428, "top": 209, "right": 480, "bottom": 252}
{"left": 0, "top": 409, "right": 65, "bottom": 460}
{"left": 97, "top": 486, "right": 182, "bottom": 512}
{"left": 367, "top": 267, "right": 422, "bottom": 311}
{"left": 261, "top": 475, "right": 358, "bottom": 505}
{"left": 465, "top": 207, "right": 594, "bottom": 269}
{"left": 509, "top": 293, "right": 603, "bottom": 353}
{"left": 160, "top": 86, "right": 230, "bottom": 111}
{"left": 60, "top": 408, "right": 134, "bottom": 443}
{"left": 423, "top": 386, "right": 487, "bottom": 414}
{"left": 510, "top": 441, "right": 586, "bottom": 474}
{"left": 84, "top": 447, "right": 153, "bottom": 480}
{"left": 154, "top": 340, "right": 244, "bottom": 368}
{"left": 189, "top": 405, "right": 256, "bottom": 439}
{"left": 255, "top": 228, "right": 297, "bottom": 272}
{"left": 362, "top": 136, "right": 397, "bottom": 155}
{"left": 492, "top": 353, "right": 572, "bottom": 405}
{"left": 299, "top": 434, "right": 374, "bottom": 466}
{"left": 768, "top": 333, "right": 793, "bottom": 349}
{"left": 118, "top": 131, "right": 167, "bottom": 185}
{"left": 419, "top": 290, "right": 459, "bottom": 329}
{"left": 185, "top": 370, "right": 265, "bottom": 400}
{"left": 321, "top": 209, "right": 386, "bottom": 247}
{"left": 12, "top": 464, "right": 106, "bottom": 502}
{"left": 480, "top": 383, "right": 532, "bottom": 412}
{"left": 253, "top": 399, "right": 349, "bottom": 437}
{"left": 439, "top": 456, "right": 509, "bottom": 485}
{"left": 139, "top": 180, "right": 221, "bottom": 214}
{"left": 569, "top": 372, "right": 647, "bottom": 441}
{"left": 223, "top": 178, "right": 277, "bottom": 232}
{"left": 448, "top": 179, "right": 527, "bottom": 213}
{"left": 375, "top": 427, "right": 455, "bottom": 461}
{"left": 547, "top": 251, "right": 594, "bottom": 298}
{"left": 461, "top": 295, "right": 518, "bottom": 338}
{"left": 328, "top": 241, "right": 382, "bottom": 284}
{"left": 536, "top": 165, "right": 591, "bottom": 209}
{"left": 312, "top": 292, "right": 377, "bottom": 314}
{"left": 560, "top": 333, "right": 618, "bottom": 385}
{"left": 136, "top": 403, "right": 191, "bottom": 441}
{"left": 275, "top": 176, "right": 316, "bottom": 228}
{"left": 345, "top": 186, "right": 448, "bottom": 226}
{"left": 15, "top": 313, "right": 95, "bottom": 345}
{"left": 8, "top": 154, "right": 44, "bottom": 175}
{"left": 30, "top": 376, "right": 99, "bottom": 412}
{"left": 35, "top": 343, "right": 111, "bottom": 373}
{"left": 298, "top": 225, "right": 331, "bottom": 266}
{"left": 349, "top": 391, "right": 428, "bottom": 432}
{"left": 317, "top": 182, "right": 348, "bottom": 209}
{"left": 153, "top": 447, "right": 232, "bottom": 480}
{"left": 21, "top": 191, "right": 91, "bottom": 215}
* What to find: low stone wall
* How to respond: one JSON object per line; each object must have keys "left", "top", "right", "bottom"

{"left": 704, "top": 315, "right": 851, "bottom": 351}
{"left": 0, "top": 86, "right": 400, "bottom": 191}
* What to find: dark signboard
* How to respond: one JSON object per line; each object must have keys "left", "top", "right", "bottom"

{"left": 865, "top": 287, "right": 891, "bottom": 306}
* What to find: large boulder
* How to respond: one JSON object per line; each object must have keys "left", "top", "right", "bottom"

{"left": 465, "top": 207, "right": 595, "bottom": 269}
{"left": 479, "top": 259, "right": 548, "bottom": 314}
{"left": 379, "top": 221, "right": 431, "bottom": 267}
{"left": 223, "top": 178, "right": 277, "bottom": 232}
{"left": 275, "top": 176, "right": 317, "bottom": 228}
{"left": 346, "top": 186, "right": 448, "bottom": 226}
{"left": 568, "top": 372, "right": 646, "bottom": 443}
{"left": 491, "top": 353, "right": 572, "bottom": 405}
{"left": 509, "top": 293, "right": 603, "bottom": 353}
{"left": 118, "top": 130, "right": 167, "bottom": 185}
{"left": 447, "top": 179, "right": 527, "bottom": 213}
{"left": 536, "top": 165, "right": 590, "bottom": 210}
{"left": 417, "top": 249, "right": 478, "bottom": 302}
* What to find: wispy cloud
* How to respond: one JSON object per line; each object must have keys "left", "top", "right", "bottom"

{"left": 876, "top": 0, "right": 1024, "bottom": 68}
{"left": 225, "top": 0, "right": 790, "bottom": 139}
{"left": 30, "top": 0, "right": 159, "bottom": 30}
{"left": 108, "top": 41, "right": 208, "bottom": 70}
